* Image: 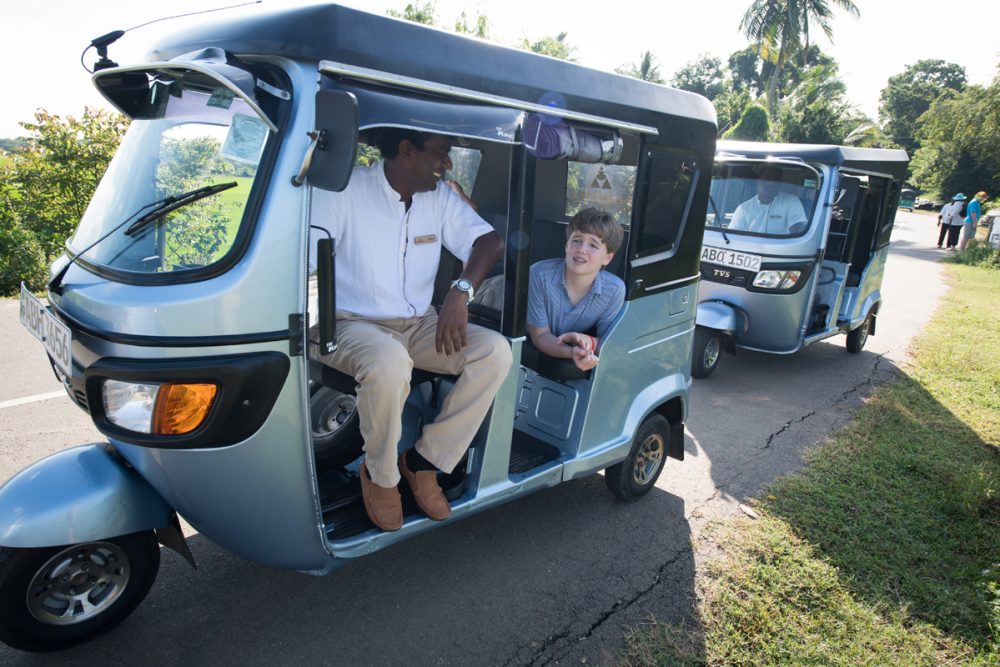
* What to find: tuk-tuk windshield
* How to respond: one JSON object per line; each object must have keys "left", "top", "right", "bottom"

{"left": 706, "top": 161, "right": 821, "bottom": 238}
{"left": 68, "top": 78, "right": 271, "bottom": 276}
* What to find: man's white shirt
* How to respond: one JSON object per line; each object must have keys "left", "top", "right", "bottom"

{"left": 311, "top": 161, "right": 493, "bottom": 319}
{"left": 729, "top": 192, "right": 808, "bottom": 234}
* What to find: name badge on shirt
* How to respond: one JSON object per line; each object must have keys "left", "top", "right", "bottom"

{"left": 414, "top": 234, "right": 437, "bottom": 245}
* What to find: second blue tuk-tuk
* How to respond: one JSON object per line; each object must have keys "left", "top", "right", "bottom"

{"left": 692, "top": 141, "right": 909, "bottom": 377}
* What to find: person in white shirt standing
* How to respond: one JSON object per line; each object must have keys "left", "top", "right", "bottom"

{"left": 728, "top": 164, "right": 808, "bottom": 235}
{"left": 311, "top": 128, "right": 511, "bottom": 532}
{"left": 940, "top": 193, "right": 967, "bottom": 250}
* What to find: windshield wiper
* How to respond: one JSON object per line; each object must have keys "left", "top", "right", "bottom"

{"left": 708, "top": 195, "right": 731, "bottom": 244}
{"left": 124, "top": 182, "right": 238, "bottom": 237}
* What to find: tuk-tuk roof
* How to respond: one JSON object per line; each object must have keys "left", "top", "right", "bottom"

{"left": 146, "top": 3, "right": 717, "bottom": 139}
{"left": 717, "top": 140, "right": 909, "bottom": 181}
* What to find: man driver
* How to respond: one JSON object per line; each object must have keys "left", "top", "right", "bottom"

{"left": 310, "top": 128, "right": 512, "bottom": 532}
{"left": 728, "top": 164, "right": 808, "bottom": 235}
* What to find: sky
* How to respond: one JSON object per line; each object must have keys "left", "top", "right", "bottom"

{"left": 3, "top": 0, "right": 999, "bottom": 138}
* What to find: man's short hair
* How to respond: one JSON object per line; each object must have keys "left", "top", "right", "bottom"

{"left": 567, "top": 207, "right": 624, "bottom": 254}
{"left": 757, "top": 164, "right": 783, "bottom": 180}
{"left": 372, "top": 128, "right": 430, "bottom": 158}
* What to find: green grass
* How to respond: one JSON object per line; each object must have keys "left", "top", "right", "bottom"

{"left": 621, "top": 260, "right": 1000, "bottom": 666}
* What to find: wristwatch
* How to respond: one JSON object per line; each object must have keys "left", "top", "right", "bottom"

{"left": 451, "top": 278, "right": 475, "bottom": 304}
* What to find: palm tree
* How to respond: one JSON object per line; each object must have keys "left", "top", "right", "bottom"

{"left": 740, "top": 0, "right": 859, "bottom": 120}
{"left": 615, "top": 51, "right": 665, "bottom": 84}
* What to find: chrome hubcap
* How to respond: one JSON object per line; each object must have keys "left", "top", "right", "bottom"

{"left": 27, "top": 542, "right": 131, "bottom": 626}
{"left": 314, "top": 391, "right": 356, "bottom": 435}
{"left": 703, "top": 336, "right": 721, "bottom": 369}
{"left": 632, "top": 432, "right": 665, "bottom": 485}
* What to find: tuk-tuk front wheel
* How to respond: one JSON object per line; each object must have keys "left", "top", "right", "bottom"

{"left": 692, "top": 327, "right": 723, "bottom": 378}
{"left": 605, "top": 414, "right": 670, "bottom": 501}
{"left": 846, "top": 314, "right": 871, "bottom": 353}
{"left": 0, "top": 531, "right": 160, "bottom": 652}
{"left": 310, "top": 385, "right": 363, "bottom": 467}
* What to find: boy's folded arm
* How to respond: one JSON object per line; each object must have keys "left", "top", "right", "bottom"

{"left": 527, "top": 325, "right": 576, "bottom": 359}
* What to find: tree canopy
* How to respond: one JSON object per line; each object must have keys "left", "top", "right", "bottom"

{"left": 878, "top": 59, "right": 967, "bottom": 155}
{"left": 740, "top": 0, "right": 859, "bottom": 119}
{"left": 910, "top": 72, "right": 1000, "bottom": 200}
{"left": 671, "top": 54, "right": 726, "bottom": 100}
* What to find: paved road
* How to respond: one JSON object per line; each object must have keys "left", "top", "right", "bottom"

{"left": 0, "top": 211, "right": 946, "bottom": 665}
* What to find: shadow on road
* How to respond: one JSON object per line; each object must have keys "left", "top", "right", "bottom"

{"left": 1, "top": 473, "right": 699, "bottom": 666}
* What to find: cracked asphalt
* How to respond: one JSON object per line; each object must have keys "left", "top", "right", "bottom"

{"left": 0, "top": 211, "right": 945, "bottom": 665}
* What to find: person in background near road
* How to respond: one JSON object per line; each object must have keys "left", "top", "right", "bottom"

{"left": 936, "top": 204, "right": 951, "bottom": 248}
{"left": 958, "top": 191, "right": 988, "bottom": 251}
{"left": 939, "top": 193, "right": 966, "bottom": 250}
{"left": 310, "top": 128, "right": 512, "bottom": 532}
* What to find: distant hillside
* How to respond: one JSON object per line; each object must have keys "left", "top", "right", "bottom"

{"left": 0, "top": 137, "right": 27, "bottom": 153}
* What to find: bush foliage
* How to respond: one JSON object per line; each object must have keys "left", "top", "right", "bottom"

{"left": 0, "top": 108, "right": 126, "bottom": 295}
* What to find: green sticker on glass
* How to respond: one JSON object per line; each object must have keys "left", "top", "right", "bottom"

{"left": 207, "top": 88, "right": 235, "bottom": 109}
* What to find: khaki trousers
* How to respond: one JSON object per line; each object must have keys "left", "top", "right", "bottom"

{"left": 311, "top": 310, "right": 512, "bottom": 488}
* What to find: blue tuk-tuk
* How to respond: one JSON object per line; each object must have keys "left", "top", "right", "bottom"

{"left": 692, "top": 141, "right": 908, "bottom": 378}
{"left": 2, "top": 4, "right": 717, "bottom": 651}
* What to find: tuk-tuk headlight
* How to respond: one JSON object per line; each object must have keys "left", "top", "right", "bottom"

{"left": 752, "top": 270, "right": 785, "bottom": 289}
{"left": 780, "top": 270, "right": 802, "bottom": 289}
{"left": 752, "top": 270, "right": 802, "bottom": 291}
{"left": 103, "top": 380, "right": 218, "bottom": 435}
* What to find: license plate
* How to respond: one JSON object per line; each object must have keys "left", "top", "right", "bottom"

{"left": 19, "top": 283, "right": 72, "bottom": 377}
{"left": 700, "top": 246, "right": 762, "bottom": 273}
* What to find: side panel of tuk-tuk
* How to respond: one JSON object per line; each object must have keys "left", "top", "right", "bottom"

{"left": 50, "top": 59, "right": 333, "bottom": 572}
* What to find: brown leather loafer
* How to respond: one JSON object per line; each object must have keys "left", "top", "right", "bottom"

{"left": 398, "top": 450, "right": 451, "bottom": 521}
{"left": 359, "top": 461, "right": 403, "bottom": 531}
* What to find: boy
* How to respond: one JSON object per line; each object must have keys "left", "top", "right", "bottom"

{"left": 526, "top": 207, "right": 626, "bottom": 371}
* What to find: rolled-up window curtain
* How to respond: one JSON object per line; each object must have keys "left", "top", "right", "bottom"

{"left": 523, "top": 113, "right": 622, "bottom": 164}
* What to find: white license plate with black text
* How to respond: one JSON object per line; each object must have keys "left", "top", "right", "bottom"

{"left": 700, "top": 246, "right": 762, "bottom": 273}
{"left": 19, "top": 283, "right": 72, "bottom": 377}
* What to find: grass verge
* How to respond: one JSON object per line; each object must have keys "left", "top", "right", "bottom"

{"left": 622, "top": 257, "right": 1000, "bottom": 665}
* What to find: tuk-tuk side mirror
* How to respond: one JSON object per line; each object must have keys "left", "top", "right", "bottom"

{"left": 293, "top": 90, "right": 358, "bottom": 191}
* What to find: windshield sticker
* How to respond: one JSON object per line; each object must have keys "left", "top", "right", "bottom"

{"left": 220, "top": 114, "right": 267, "bottom": 164}
{"left": 803, "top": 178, "right": 818, "bottom": 189}
{"left": 207, "top": 87, "right": 236, "bottom": 110}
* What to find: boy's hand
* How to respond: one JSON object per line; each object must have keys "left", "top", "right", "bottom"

{"left": 571, "top": 345, "right": 599, "bottom": 371}
{"left": 555, "top": 332, "right": 594, "bottom": 353}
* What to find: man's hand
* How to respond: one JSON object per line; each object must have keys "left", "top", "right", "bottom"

{"left": 436, "top": 289, "right": 469, "bottom": 355}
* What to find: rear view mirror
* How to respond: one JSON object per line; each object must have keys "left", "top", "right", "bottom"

{"left": 294, "top": 90, "right": 358, "bottom": 191}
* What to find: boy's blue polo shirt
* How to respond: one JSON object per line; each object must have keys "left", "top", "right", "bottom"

{"left": 527, "top": 258, "right": 626, "bottom": 339}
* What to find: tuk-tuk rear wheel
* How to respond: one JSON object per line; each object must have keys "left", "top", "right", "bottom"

{"left": 0, "top": 531, "right": 160, "bottom": 653}
{"left": 846, "top": 314, "right": 871, "bottom": 353}
{"left": 605, "top": 414, "right": 670, "bottom": 501}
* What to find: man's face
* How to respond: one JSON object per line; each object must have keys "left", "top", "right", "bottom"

{"left": 756, "top": 168, "right": 781, "bottom": 203}
{"left": 407, "top": 134, "right": 453, "bottom": 193}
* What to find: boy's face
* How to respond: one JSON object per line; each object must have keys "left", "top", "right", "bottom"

{"left": 565, "top": 230, "right": 614, "bottom": 277}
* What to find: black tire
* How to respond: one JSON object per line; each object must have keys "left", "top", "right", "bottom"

{"left": 605, "top": 414, "right": 670, "bottom": 501}
{"left": 691, "top": 327, "right": 722, "bottom": 378}
{"left": 0, "top": 531, "right": 160, "bottom": 652}
{"left": 846, "top": 313, "right": 871, "bottom": 353}
{"left": 310, "top": 384, "right": 364, "bottom": 467}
